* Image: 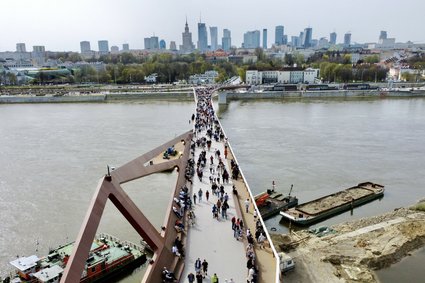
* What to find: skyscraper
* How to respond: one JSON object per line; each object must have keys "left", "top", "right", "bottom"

{"left": 80, "top": 41, "right": 91, "bottom": 53}
{"left": 16, "top": 43, "right": 26, "bottom": 53}
{"left": 330, "top": 32, "right": 337, "bottom": 45}
{"left": 144, "top": 36, "right": 159, "bottom": 50}
{"left": 379, "top": 31, "right": 387, "bottom": 42}
{"left": 291, "top": 36, "right": 299, "bottom": 47}
{"left": 243, "top": 30, "right": 260, "bottom": 49}
{"left": 275, "top": 25, "right": 284, "bottom": 45}
{"left": 98, "top": 40, "right": 109, "bottom": 54}
{"left": 344, "top": 32, "right": 351, "bottom": 46}
{"left": 122, "top": 43, "right": 130, "bottom": 51}
{"left": 303, "top": 28, "right": 313, "bottom": 48}
{"left": 180, "top": 18, "right": 195, "bottom": 53}
{"left": 263, "top": 29, "right": 267, "bottom": 49}
{"left": 159, "top": 39, "right": 166, "bottom": 50}
{"left": 299, "top": 32, "right": 304, "bottom": 47}
{"left": 222, "top": 29, "right": 231, "bottom": 51}
{"left": 197, "top": 22, "right": 208, "bottom": 52}
{"left": 210, "top": 26, "right": 218, "bottom": 51}
{"left": 170, "top": 41, "right": 177, "bottom": 51}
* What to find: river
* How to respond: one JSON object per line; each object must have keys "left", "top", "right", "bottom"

{"left": 0, "top": 97, "right": 424, "bottom": 282}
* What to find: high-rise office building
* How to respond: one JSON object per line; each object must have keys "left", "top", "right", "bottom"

{"left": 197, "top": 22, "right": 208, "bottom": 52}
{"left": 263, "top": 29, "right": 268, "bottom": 49}
{"left": 379, "top": 31, "right": 387, "bottom": 42}
{"left": 16, "top": 43, "right": 26, "bottom": 53}
{"left": 303, "top": 28, "right": 313, "bottom": 48}
{"left": 122, "top": 43, "right": 130, "bottom": 51}
{"left": 222, "top": 29, "right": 231, "bottom": 51}
{"left": 299, "top": 32, "right": 304, "bottom": 47}
{"left": 210, "top": 27, "right": 218, "bottom": 51}
{"left": 344, "top": 32, "right": 351, "bottom": 46}
{"left": 275, "top": 25, "right": 284, "bottom": 45}
{"left": 98, "top": 40, "right": 109, "bottom": 54}
{"left": 291, "top": 36, "right": 299, "bottom": 47}
{"left": 32, "top": 46, "right": 46, "bottom": 66}
{"left": 170, "top": 41, "right": 177, "bottom": 51}
{"left": 283, "top": 35, "right": 288, "bottom": 45}
{"left": 33, "top": 46, "right": 45, "bottom": 53}
{"left": 159, "top": 39, "right": 166, "bottom": 50}
{"left": 80, "top": 41, "right": 91, "bottom": 53}
{"left": 330, "top": 32, "right": 337, "bottom": 45}
{"left": 243, "top": 30, "right": 260, "bottom": 49}
{"left": 180, "top": 19, "right": 195, "bottom": 53}
{"left": 144, "top": 36, "right": 159, "bottom": 50}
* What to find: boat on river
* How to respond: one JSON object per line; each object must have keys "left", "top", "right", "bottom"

{"left": 255, "top": 182, "right": 298, "bottom": 220}
{"left": 280, "top": 182, "right": 384, "bottom": 226}
{"left": 9, "top": 233, "right": 149, "bottom": 283}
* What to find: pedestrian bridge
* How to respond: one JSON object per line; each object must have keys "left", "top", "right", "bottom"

{"left": 60, "top": 87, "right": 280, "bottom": 283}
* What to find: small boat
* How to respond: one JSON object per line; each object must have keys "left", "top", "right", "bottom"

{"left": 9, "top": 233, "right": 149, "bottom": 283}
{"left": 280, "top": 182, "right": 384, "bottom": 226}
{"left": 255, "top": 182, "right": 298, "bottom": 220}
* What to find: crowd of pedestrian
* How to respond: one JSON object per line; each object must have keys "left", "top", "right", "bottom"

{"left": 165, "top": 86, "right": 265, "bottom": 282}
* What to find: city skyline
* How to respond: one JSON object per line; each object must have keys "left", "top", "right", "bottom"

{"left": 0, "top": 0, "right": 424, "bottom": 52}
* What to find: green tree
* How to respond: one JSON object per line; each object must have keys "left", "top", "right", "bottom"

{"left": 364, "top": 55, "right": 380, "bottom": 64}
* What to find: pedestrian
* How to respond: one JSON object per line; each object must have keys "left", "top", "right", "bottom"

{"left": 211, "top": 273, "right": 219, "bottom": 283}
{"left": 253, "top": 209, "right": 258, "bottom": 220}
{"left": 258, "top": 233, "right": 266, "bottom": 249}
{"left": 216, "top": 199, "right": 222, "bottom": 214}
{"left": 195, "top": 257, "right": 202, "bottom": 273}
{"left": 188, "top": 272, "right": 195, "bottom": 283}
{"left": 198, "top": 188, "right": 203, "bottom": 202}
{"left": 193, "top": 193, "right": 197, "bottom": 205}
{"left": 231, "top": 216, "right": 236, "bottom": 230}
{"left": 196, "top": 272, "right": 203, "bottom": 283}
{"left": 244, "top": 198, "right": 250, "bottom": 213}
{"left": 202, "top": 259, "right": 209, "bottom": 277}
{"left": 206, "top": 190, "right": 210, "bottom": 201}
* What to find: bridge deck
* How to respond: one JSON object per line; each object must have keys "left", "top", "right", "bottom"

{"left": 181, "top": 88, "right": 278, "bottom": 283}
{"left": 182, "top": 127, "right": 247, "bottom": 282}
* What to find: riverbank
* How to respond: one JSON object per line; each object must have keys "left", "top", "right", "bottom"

{"left": 0, "top": 92, "right": 194, "bottom": 104}
{"left": 270, "top": 199, "right": 425, "bottom": 283}
{"left": 219, "top": 89, "right": 425, "bottom": 103}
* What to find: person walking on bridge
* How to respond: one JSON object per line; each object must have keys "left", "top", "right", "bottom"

{"left": 211, "top": 273, "right": 219, "bottom": 283}
{"left": 188, "top": 272, "right": 195, "bottom": 283}
{"left": 244, "top": 198, "right": 250, "bottom": 213}
{"left": 198, "top": 188, "right": 203, "bottom": 202}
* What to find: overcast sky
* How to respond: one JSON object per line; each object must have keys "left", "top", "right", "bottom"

{"left": 1, "top": 0, "right": 424, "bottom": 52}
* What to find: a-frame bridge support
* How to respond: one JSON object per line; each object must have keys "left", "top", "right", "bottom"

{"left": 61, "top": 130, "right": 193, "bottom": 283}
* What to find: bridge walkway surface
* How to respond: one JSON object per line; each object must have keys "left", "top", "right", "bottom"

{"left": 181, "top": 87, "right": 278, "bottom": 282}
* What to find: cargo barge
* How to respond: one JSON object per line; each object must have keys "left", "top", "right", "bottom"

{"left": 280, "top": 182, "right": 384, "bottom": 226}
{"left": 9, "top": 233, "right": 149, "bottom": 283}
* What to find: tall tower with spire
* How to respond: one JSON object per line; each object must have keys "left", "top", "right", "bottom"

{"left": 180, "top": 18, "right": 195, "bottom": 53}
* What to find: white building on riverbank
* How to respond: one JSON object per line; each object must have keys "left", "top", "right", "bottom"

{"left": 246, "top": 68, "right": 320, "bottom": 85}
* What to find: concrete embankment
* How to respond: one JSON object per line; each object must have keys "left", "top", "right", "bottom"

{"left": 0, "top": 92, "right": 193, "bottom": 104}
{"left": 105, "top": 91, "right": 193, "bottom": 100}
{"left": 221, "top": 90, "right": 425, "bottom": 102}
{"left": 0, "top": 95, "right": 106, "bottom": 103}
{"left": 271, "top": 200, "right": 425, "bottom": 283}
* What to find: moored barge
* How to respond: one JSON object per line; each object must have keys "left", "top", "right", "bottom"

{"left": 280, "top": 182, "right": 384, "bottom": 226}
{"left": 9, "top": 233, "right": 149, "bottom": 283}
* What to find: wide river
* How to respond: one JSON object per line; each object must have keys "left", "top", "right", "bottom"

{"left": 0, "top": 97, "right": 424, "bottom": 282}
